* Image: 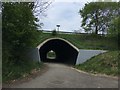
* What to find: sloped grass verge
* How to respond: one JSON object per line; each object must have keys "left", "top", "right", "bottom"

{"left": 75, "top": 51, "right": 119, "bottom": 76}
{"left": 36, "top": 33, "right": 118, "bottom": 50}
{"left": 3, "top": 61, "right": 43, "bottom": 83}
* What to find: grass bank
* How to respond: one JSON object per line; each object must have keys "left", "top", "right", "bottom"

{"left": 3, "top": 61, "right": 43, "bottom": 83}
{"left": 36, "top": 33, "right": 118, "bottom": 50}
{"left": 75, "top": 51, "right": 119, "bottom": 76}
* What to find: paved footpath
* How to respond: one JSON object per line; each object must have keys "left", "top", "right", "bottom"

{"left": 4, "top": 63, "right": 118, "bottom": 88}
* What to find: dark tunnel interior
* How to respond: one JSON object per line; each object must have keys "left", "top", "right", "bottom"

{"left": 39, "top": 39, "right": 78, "bottom": 65}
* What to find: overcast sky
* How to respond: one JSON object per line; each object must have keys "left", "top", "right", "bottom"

{"left": 40, "top": 0, "right": 118, "bottom": 32}
{"left": 40, "top": 0, "right": 90, "bottom": 32}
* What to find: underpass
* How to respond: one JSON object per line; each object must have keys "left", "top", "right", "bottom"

{"left": 3, "top": 38, "right": 117, "bottom": 88}
{"left": 39, "top": 38, "right": 79, "bottom": 65}
{"left": 28, "top": 37, "right": 106, "bottom": 65}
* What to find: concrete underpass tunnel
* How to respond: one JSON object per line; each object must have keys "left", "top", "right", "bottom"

{"left": 39, "top": 38, "right": 79, "bottom": 65}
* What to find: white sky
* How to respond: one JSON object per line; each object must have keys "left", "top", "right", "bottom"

{"left": 40, "top": 0, "right": 88, "bottom": 32}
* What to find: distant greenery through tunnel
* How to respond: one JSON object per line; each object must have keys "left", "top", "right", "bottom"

{"left": 47, "top": 50, "right": 56, "bottom": 59}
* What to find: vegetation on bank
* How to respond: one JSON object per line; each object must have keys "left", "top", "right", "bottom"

{"left": 36, "top": 32, "right": 118, "bottom": 50}
{"left": 3, "top": 61, "right": 43, "bottom": 83}
{"left": 75, "top": 51, "right": 119, "bottom": 76}
{"left": 2, "top": 2, "right": 40, "bottom": 83}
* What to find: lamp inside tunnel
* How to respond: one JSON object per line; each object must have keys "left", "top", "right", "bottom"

{"left": 39, "top": 38, "right": 79, "bottom": 65}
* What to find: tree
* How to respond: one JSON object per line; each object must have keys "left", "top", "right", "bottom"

{"left": 108, "top": 16, "right": 120, "bottom": 39}
{"left": 33, "top": 0, "right": 52, "bottom": 26}
{"left": 2, "top": 2, "right": 39, "bottom": 65}
{"left": 80, "top": 2, "right": 119, "bottom": 34}
{"left": 2, "top": 1, "right": 53, "bottom": 81}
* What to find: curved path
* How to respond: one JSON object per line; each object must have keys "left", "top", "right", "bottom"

{"left": 5, "top": 63, "right": 118, "bottom": 88}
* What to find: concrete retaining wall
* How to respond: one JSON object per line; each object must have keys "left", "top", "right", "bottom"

{"left": 27, "top": 48, "right": 40, "bottom": 62}
{"left": 76, "top": 49, "right": 106, "bottom": 65}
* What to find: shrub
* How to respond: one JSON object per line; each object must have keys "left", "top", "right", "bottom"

{"left": 52, "top": 29, "right": 57, "bottom": 36}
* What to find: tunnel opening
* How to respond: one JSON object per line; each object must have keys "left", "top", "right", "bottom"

{"left": 39, "top": 38, "right": 79, "bottom": 65}
{"left": 47, "top": 50, "right": 56, "bottom": 60}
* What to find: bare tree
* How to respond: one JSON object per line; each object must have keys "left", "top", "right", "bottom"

{"left": 33, "top": 0, "right": 53, "bottom": 29}
{"left": 33, "top": 0, "right": 52, "bottom": 18}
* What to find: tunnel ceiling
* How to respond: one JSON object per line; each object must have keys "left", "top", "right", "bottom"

{"left": 38, "top": 38, "right": 79, "bottom": 65}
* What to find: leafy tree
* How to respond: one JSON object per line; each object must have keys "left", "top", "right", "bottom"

{"left": 80, "top": 2, "right": 119, "bottom": 34}
{"left": 2, "top": 2, "right": 39, "bottom": 69}
{"left": 108, "top": 16, "right": 120, "bottom": 39}
{"left": 2, "top": 1, "right": 52, "bottom": 81}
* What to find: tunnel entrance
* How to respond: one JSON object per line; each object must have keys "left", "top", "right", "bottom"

{"left": 39, "top": 38, "right": 79, "bottom": 65}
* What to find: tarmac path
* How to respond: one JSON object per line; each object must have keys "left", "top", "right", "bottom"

{"left": 3, "top": 63, "right": 118, "bottom": 88}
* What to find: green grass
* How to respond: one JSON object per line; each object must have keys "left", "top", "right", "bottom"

{"left": 75, "top": 51, "right": 119, "bottom": 76}
{"left": 3, "top": 61, "right": 43, "bottom": 83}
{"left": 36, "top": 33, "right": 118, "bottom": 50}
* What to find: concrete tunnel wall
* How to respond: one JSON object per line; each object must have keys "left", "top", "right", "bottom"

{"left": 37, "top": 38, "right": 79, "bottom": 65}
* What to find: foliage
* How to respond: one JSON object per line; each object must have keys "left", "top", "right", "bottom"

{"left": 52, "top": 29, "right": 57, "bottom": 36}
{"left": 80, "top": 2, "right": 119, "bottom": 34}
{"left": 108, "top": 16, "right": 120, "bottom": 40}
{"left": 47, "top": 50, "right": 56, "bottom": 59}
{"left": 3, "top": 61, "right": 42, "bottom": 82}
{"left": 75, "top": 51, "right": 119, "bottom": 76}
{"left": 2, "top": 2, "right": 39, "bottom": 82}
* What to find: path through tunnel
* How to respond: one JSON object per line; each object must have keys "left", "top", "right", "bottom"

{"left": 39, "top": 38, "right": 79, "bottom": 65}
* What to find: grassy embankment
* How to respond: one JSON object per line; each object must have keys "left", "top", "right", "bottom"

{"left": 3, "top": 61, "right": 43, "bottom": 83}
{"left": 36, "top": 33, "right": 118, "bottom": 50}
{"left": 75, "top": 51, "right": 119, "bottom": 76}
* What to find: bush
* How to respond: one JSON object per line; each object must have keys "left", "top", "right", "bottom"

{"left": 107, "top": 17, "right": 120, "bottom": 40}
{"left": 52, "top": 29, "right": 57, "bottom": 36}
{"left": 2, "top": 2, "right": 40, "bottom": 82}
{"left": 3, "top": 60, "right": 42, "bottom": 82}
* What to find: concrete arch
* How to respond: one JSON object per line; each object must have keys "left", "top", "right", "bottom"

{"left": 37, "top": 38, "right": 79, "bottom": 51}
{"left": 37, "top": 38, "right": 79, "bottom": 65}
